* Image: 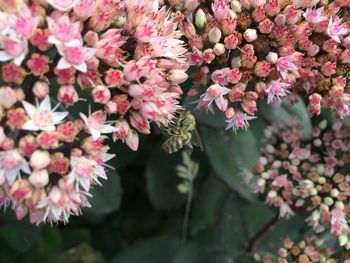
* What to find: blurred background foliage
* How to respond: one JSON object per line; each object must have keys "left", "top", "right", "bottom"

{"left": 0, "top": 98, "right": 323, "bottom": 263}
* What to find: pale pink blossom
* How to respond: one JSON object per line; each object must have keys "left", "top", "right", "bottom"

{"left": 73, "top": 0, "right": 97, "bottom": 20}
{"left": 201, "top": 84, "right": 230, "bottom": 111}
{"left": 0, "top": 150, "right": 30, "bottom": 185}
{"left": 22, "top": 96, "right": 68, "bottom": 131}
{"left": 303, "top": 7, "right": 326, "bottom": 24}
{"left": 67, "top": 156, "right": 108, "bottom": 192}
{"left": 276, "top": 56, "right": 298, "bottom": 80}
{"left": 0, "top": 86, "right": 17, "bottom": 109}
{"left": 80, "top": 110, "right": 118, "bottom": 140}
{"left": 0, "top": 33, "right": 28, "bottom": 65}
{"left": 327, "top": 17, "right": 349, "bottom": 43}
{"left": 47, "top": 14, "right": 81, "bottom": 47}
{"left": 279, "top": 202, "right": 295, "bottom": 219}
{"left": 265, "top": 80, "right": 290, "bottom": 104}
{"left": 225, "top": 112, "right": 256, "bottom": 132}
{"left": 57, "top": 44, "right": 96, "bottom": 72}
{"left": 331, "top": 209, "right": 348, "bottom": 236}
{"left": 11, "top": 5, "right": 40, "bottom": 38}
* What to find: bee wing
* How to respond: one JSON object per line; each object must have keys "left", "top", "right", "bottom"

{"left": 192, "top": 127, "right": 204, "bottom": 151}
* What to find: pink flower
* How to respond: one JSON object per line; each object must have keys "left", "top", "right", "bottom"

{"left": 57, "top": 44, "right": 96, "bottom": 72}
{"left": 47, "top": 0, "right": 78, "bottom": 11}
{"left": 12, "top": 5, "right": 40, "bottom": 38}
{"left": 22, "top": 96, "right": 69, "bottom": 131}
{"left": 279, "top": 203, "right": 295, "bottom": 219}
{"left": 47, "top": 14, "right": 81, "bottom": 47}
{"left": 265, "top": 80, "right": 290, "bottom": 104}
{"left": 0, "top": 33, "right": 28, "bottom": 65}
{"left": 303, "top": 7, "right": 326, "bottom": 24}
{"left": 212, "top": 0, "right": 230, "bottom": 21}
{"left": 73, "top": 0, "right": 97, "bottom": 20}
{"left": 67, "top": 156, "right": 108, "bottom": 192}
{"left": 331, "top": 209, "right": 348, "bottom": 236}
{"left": 327, "top": 17, "right": 349, "bottom": 43}
{"left": 225, "top": 111, "right": 256, "bottom": 132}
{"left": 276, "top": 56, "right": 298, "bottom": 80}
{"left": 80, "top": 110, "right": 118, "bottom": 140}
{"left": 201, "top": 84, "right": 230, "bottom": 111}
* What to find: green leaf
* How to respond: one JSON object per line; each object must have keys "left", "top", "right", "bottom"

{"left": 0, "top": 211, "right": 42, "bottom": 253}
{"left": 87, "top": 169, "right": 122, "bottom": 215}
{"left": 61, "top": 228, "right": 92, "bottom": 249}
{"left": 39, "top": 226, "right": 63, "bottom": 253}
{"left": 190, "top": 174, "right": 228, "bottom": 236}
{"left": 259, "top": 98, "right": 312, "bottom": 138}
{"left": 173, "top": 228, "right": 234, "bottom": 263}
{"left": 145, "top": 146, "right": 187, "bottom": 210}
{"left": 110, "top": 236, "right": 181, "bottom": 263}
{"left": 201, "top": 127, "right": 260, "bottom": 200}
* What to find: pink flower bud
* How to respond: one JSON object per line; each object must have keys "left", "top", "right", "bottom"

{"left": 15, "top": 204, "right": 28, "bottom": 220}
{"left": 274, "top": 14, "right": 286, "bottom": 26}
{"left": 10, "top": 179, "right": 32, "bottom": 202}
{"left": 32, "top": 81, "right": 49, "bottom": 99}
{"left": 0, "top": 127, "right": 5, "bottom": 147}
{"left": 29, "top": 169, "right": 49, "bottom": 188}
{"left": 129, "top": 112, "right": 150, "bottom": 134}
{"left": 225, "top": 107, "right": 235, "bottom": 119}
{"left": 125, "top": 130, "right": 139, "bottom": 151}
{"left": 92, "top": 85, "right": 111, "bottom": 104}
{"left": 168, "top": 70, "right": 188, "bottom": 84}
{"left": 243, "top": 29, "right": 258, "bottom": 42}
{"left": 203, "top": 49, "right": 215, "bottom": 63}
{"left": 57, "top": 85, "right": 78, "bottom": 107}
{"left": 2, "top": 138, "right": 14, "bottom": 151}
{"left": 209, "top": 27, "right": 222, "bottom": 43}
{"left": 105, "top": 101, "right": 118, "bottom": 115}
{"left": 16, "top": 89, "right": 25, "bottom": 101}
{"left": 182, "top": 22, "right": 197, "bottom": 39}
{"left": 74, "top": 0, "right": 97, "bottom": 20}
{"left": 113, "top": 120, "right": 130, "bottom": 141}
{"left": 30, "top": 150, "right": 51, "bottom": 170}
{"left": 224, "top": 34, "right": 238, "bottom": 49}
{"left": 84, "top": 31, "right": 99, "bottom": 46}
{"left": 0, "top": 86, "right": 17, "bottom": 109}
{"left": 213, "top": 43, "right": 226, "bottom": 56}
{"left": 266, "top": 52, "right": 278, "bottom": 63}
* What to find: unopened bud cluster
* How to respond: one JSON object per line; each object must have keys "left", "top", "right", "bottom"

{"left": 262, "top": 234, "right": 344, "bottom": 263}
{"left": 246, "top": 119, "right": 350, "bottom": 248}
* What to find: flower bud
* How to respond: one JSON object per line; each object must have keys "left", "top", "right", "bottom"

{"left": 0, "top": 86, "right": 17, "bottom": 109}
{"left": 195, "top": 9, "right": 206, "bottom": 28}
{"left": 339, "top": 235, "right": 348, "bottom": 247}
{"left": 29, "top": 169, "right": 49, "bottom": 188}
{"left": 84, "top": 31, "right": 99, "bottom": 46}
{"left": 30, "top": 150, "right": 51, "bottom": 170}
{"left": 168, "top": 70, "right": 188, "bottom": 84}
{"left": 324, "top": 196, "right": 334, "bottom": 206}
{"left": 32, "top": 81, "right": 49, "bottom": 99}
{"left": 57, "top": 85, "right": 78, "bottom": 107}
{"left": 213, "top": 43, "right": 225, "bottom": 56}
{"left": 266, "top": 52, "right": 278, "bottom": 63}
{"left": 105, "top": 101, "right": 118, "bottom": 115}
{"left": 230, "top": 0, "right": 241, "bottom": 13}
{"left": 317, "top": 176, "right": 326, "bottom": 184}
{"left": 209, "top": 27, "right": 222, "bottom": 43}
{"left": 335, "top": 201, "right": 344, "bottom": 210}
{"left": 330, "top": 188, "right": 339, "bottom": 197}
{"left": 92, "top": 85, "right": 111, "bottom": 104}
{"left": 125, "top": 130, "right": 139, "bottom": 151}
{"left": 243, "top": 29, "right": 258, "bottom": 42}
{"left": 308, "top": 188, "right": 318, "bottom": 196}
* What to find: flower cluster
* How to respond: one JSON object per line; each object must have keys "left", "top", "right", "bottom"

{"left": 179, "top": 0, "right": 350, "bottom": 131}
{"left": 246, "top": 119, "right": 350, "bottom": 247}
{"left": 261, "top": 234, "right": 343, "bottom": 263}
{"left": 0, "top": 0, "right": 188, "bottom": 224}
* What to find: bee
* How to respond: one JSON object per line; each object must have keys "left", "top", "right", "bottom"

{"left": 160, "top": 108, "right": 203, "bottom": 154}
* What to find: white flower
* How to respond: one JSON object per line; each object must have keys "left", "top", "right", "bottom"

{"left": 22, "top": 96, "right": 68, "bottom": 131}
{"left": 80, "top": 110, "right": 118, "bottom": 140}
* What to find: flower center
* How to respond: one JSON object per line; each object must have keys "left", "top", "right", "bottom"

{"left": 34, "top": 109, "right": 53, "bottom": 128}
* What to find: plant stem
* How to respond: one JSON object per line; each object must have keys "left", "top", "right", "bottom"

{"left": 245, "top": 213, "right": 279, "bottom": 252}
{"left": 182, "top": 180, "right": 193, "bottom": 243}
